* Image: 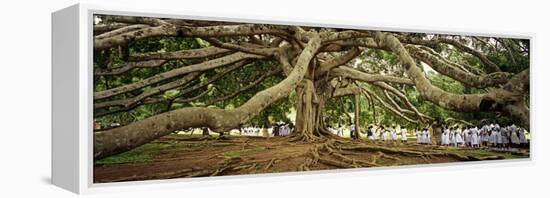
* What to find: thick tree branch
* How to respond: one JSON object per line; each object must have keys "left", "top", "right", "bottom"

{"left": 94, "top": 60, "right": 167, "bottom": 76}
{"left": 129, "top": 46, "right": 231, "bottom": 61}
{"left": 331, "top": 66, "right": 414, "bottom": 85}
{"left": 374, "top": 82, "right": 431, "bottom": 122}
{"left": 201, "top": 37, "right": 277, "bottom": 56}
{"left": 396, "top": 35, "right": 502, "bottom": 73}
{"left": 374, "top": 32, "right": 528, "bottom": 128}
{"left": 359, "top": 86, "right": 419, "bottom": 124}
{"left": 316, "top": 48, "right": 361, "bottom": 76}
{"left": 94, "top": 23, "right": 293, "bottom": 50}
{"left": 94, "top": 52, "right": 263, "bottom": 100}
{"left": 95, "top": 24, "right": 151, "bottom": 40}
{"left": 94, "top": 72, "right": 201, "bottom": 109}
{"left": 406, "top": 45, "right": 511, "bottom": 88}
{"left": 94, "top": 34, "right": 321, "bottom": 159}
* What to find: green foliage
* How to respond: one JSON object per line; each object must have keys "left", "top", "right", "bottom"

{"left": 94, "top": 29, "right": 528, "bottom": 130}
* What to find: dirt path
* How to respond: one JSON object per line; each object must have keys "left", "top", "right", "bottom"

{"left": 94, "top": 134, "right": 529, "bottom": 183}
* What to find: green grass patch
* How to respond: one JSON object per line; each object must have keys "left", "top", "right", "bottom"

{"left": 95, "top": 141, "right": 202, "bottom": 165}
{"left": 94, "top": 144, "right": 155, "bottom": 165}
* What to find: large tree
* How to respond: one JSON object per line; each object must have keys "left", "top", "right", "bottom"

{"left": 92, "top": 15, "right": 529, "bottom": 160}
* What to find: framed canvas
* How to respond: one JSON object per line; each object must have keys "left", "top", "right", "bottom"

{"left": 52, "top": 3, "right": 534, "bottom": 194}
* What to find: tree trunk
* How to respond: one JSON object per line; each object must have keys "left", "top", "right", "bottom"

{"left": 353, "top": 94, "right": 361, "bottom": 140}
{"left": 293, "top": 79, "right": 318, "bottom": 141}
{"left": 292, "top": 76, "right": 342, "bottom": 141}
{"left": 202, "top": 127, "right": 210, "bottom": 136}
{"left": 431, "top": 121, "right": 442, "bottom": 145}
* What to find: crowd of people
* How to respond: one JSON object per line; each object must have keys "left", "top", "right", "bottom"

{"left": 441, "top": 124, "right": 528, "bottom": 149}
{"left": 271, "top": 123, "right": 292, "bottom": 136}
{"left": 241, "top": 126, "right": 261, "bottom": 134}
{"left": 96, "top": 118, "right": 529, "bottom": 149}
{"left": 364, "top": 125, "right": 415, "bottom": 143}
{"left": 330, "top": 123, "right": 529, "bottom": 150}
{"left": 239, "top": 123, "right": 292, "bottom": 137}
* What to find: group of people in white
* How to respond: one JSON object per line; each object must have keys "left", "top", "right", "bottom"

{"left": 239, "top": 123, "right": 292, "bottom": 137}
{"left": 272, "top": 123, "right": 291, "bottom": 136}
{"left": 364, "top": 125, "right": 417, "bottom": 143}
{"left": 441, "top": 124, "right": 528, "bottom": 149}
{"left": 180, "top": 121, "right": 529, "bottom": 150}
{"left": 330, "top": 123, "right": 529, "bottom": 149}
{"left": 241, "top": 126, "right": 261, "bottom": 134}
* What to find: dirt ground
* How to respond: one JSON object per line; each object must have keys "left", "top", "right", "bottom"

{"left": 94, "top": 134, "right": 530, "bottom": 183}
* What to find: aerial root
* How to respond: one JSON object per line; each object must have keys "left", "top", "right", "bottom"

{"left": 264, "top": 158, "right": 276, "bottom": 170}
{"left": 318, "top": 156, "right": 358, "bottom": 168}
{"left": 289, "top": 132, "right": 321, "bottom": 142}
{"left": 341, "top": 145, "right": 424, "bottom": 157}
{"left": 298, "top": 140, "right": 382, "bottom": 168}
{"left": 425, "top": 152, "right": 505, "bottom": 161}
{"left": 298, "top": 158, "right": 313, "bottom": 171}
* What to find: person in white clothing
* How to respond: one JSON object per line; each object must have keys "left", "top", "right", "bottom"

{"left": 400, "top": 127, "right": 408, "bottom": 143}
{"left": 419, "top": 129, "right": 426, "bottom": 144}
{"left": 425, "top": 128, "right": 432, "bottom": 144}
{"left": 441, "top": 127, "right": 450, "bottom": 146}
{"left": 337, "top": 125, "right": 344, "bottom": 137}
{"left": 367, "top": 125, "right": 375, "bottom": 141}
{"left": 463, "top": 127, "right": 471, "bottom": 147}
{"left": 455, "top": 130, "right": 464, "bottom": 146}
{"left": 481, "top": 126, "right": 489, "bottom": 147}
{"left": 390, "top": 127, "right": 398, "bottom": 142}
{"left": 495, "top": 129, "right": 503, "bottom": 148}
{"left": 379, "top": 126, "right": 387, "bottom": 141}
{"left": 470, "top": 127, "right": 480, "bottom": 148}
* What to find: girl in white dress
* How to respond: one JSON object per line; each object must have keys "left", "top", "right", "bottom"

{"left": 390, "top": 128, "right": 398, "bottom": 142}
{"left": 495, "top": 129, "right": 503, "bottom": 148}
{"left": 367, "top": 126, "right": 375, "bottom": 141}
{"left": 489, "top": 128, "right": 497, "bottom": 146}
{"left": 420, "top": 129, "right": 427, "bottom": 144}
{"left": 380, "top": 126, "right": 386, "bottom": 141}
{"left": 425, "top": 128, "right": 432, "bottom": 144}
{"left": 384, "top": 128, "right": 390, "bottom": 141}
{"left": 455, "top": 130, "right": 464, "bottom": 146}
{"left": 400, "top": 128, "right": 408, "bottom": 143}
{"left": 471, "top": 127, "right": 479, "bottom": 148}
{"left": 463, "top": 128, "right": 470, "bottom": 147}
{"left": 441, "top": 128, "right": 450, "bottom": 146}
{"left": 481, "top": 126, "right": 489, "bottom": 147}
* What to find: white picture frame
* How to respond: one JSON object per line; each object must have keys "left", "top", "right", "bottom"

{"left": 52, "top": 3, "right": 535, "bottom": 194}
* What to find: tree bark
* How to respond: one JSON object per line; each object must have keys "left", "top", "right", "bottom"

{"left": 353, "top": 94, "right": 361, "bottom": 140}
{"left": 293, "top": 79, "right": 318, "bottom": 141}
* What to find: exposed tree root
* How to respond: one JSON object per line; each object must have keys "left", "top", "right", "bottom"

{"left": 264, "top": 158, "right": 276, "bottom": 170}
{"left": 95, "top": 134, "right": 517, "bottom": 183}
{"left": 341, "top": 145, "right": 424, "bottom": 157}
